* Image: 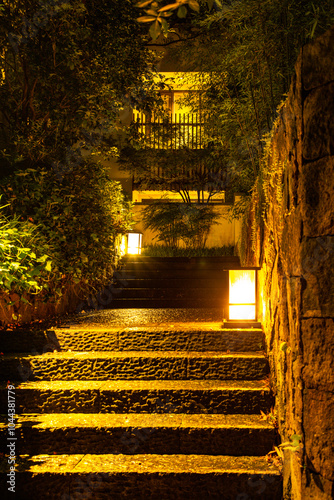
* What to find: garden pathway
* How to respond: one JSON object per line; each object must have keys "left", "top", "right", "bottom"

{"left": 0, "top": 257, "right": 282, "bottom": 499}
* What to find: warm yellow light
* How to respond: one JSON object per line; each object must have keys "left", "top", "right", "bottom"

{"left": 229, "top": 305, "right": 256, "bottom": 320}
{"left": 229, "top": 270, "right": 255, "bottom": 303}
{"left": 127, "top": 232, "right": 142, "bottom": 255}
{"left": 229, "top": 270, "right": 256, "bottom": 320}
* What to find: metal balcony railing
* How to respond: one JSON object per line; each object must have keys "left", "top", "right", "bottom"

{"left": 130, "top": 112, "right": 226, "bottom": 200}
{"left": 131, "top": 112, "right": 209, "bottom": 150}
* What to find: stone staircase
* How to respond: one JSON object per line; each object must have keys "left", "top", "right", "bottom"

{"left": 109, "top": 256, "right": 241, "bottom": 309}
{"left": 0, "top": 318, "right": 282, "bottom": 499}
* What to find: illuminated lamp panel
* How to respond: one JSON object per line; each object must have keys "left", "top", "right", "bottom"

{"left": 127, "top": 232, "right": 142, "bottom": 255}
{"left": 229, "top": 305, "right": 256, "bottom": 321}
{"left": 229, "top": 270, "right": 256, "bottom": 320}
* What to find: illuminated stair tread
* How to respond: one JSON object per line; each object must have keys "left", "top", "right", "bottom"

{"left": 2, "top": 454, "right": 280, "bottom": 474}
{"left": 0, "top": 315, "right": 281, "bottom": 498}
{"left": 1, "top": 379, "right": 269, "bottom": 390}
{"left": 0, "top": 413, "right": 274, "bottom": 429}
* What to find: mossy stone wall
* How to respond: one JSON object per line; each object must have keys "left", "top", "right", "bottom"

{"left": 242, "top": 26, "right": 334, "bottom": 500}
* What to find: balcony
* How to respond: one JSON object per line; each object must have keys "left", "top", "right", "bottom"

{"left": 127, "top": 110, "right": 225, "bottom": 202}
{"left": 131, "top": 112, "right": 214, "bottom": 150}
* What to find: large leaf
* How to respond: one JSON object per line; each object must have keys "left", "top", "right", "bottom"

{"left": 149, "top": 19, "right": 161, "bottom": 40}
{"left": 158, "top": 3, "right": 180, "bottom": 13}
{"left": 137, "top": 15, "right": 157, "bottom": 22}
{"left": 177, "top": 5, "right": 188, "bottom": 18}
{"left": 188, "top": 1, "right": 200, "bottom": 12}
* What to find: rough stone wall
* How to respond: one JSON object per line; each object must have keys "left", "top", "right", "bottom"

{"left": 0, "top": 281, "right": 84, "bottom": 327}
{"left": 241, "top": 27, "right": 334, "bottom": 499}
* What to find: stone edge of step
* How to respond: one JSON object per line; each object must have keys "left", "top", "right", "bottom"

{"left": 0, "top": 413, "right": 275, "bottom": 430}
{"left": 0, "top": 453, "right": 280, "bottom": 475}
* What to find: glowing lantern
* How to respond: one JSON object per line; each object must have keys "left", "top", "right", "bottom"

{"left": 127, "top": 231, "right": 143, "bottom": 255}
{"left": 228, "top": 269, "right": 257, "bottom": 321}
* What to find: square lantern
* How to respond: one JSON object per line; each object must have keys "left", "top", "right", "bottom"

{"left": 127, "top": 231, "right": 143, "bottom": 255}
{"left": 228, "top": 269, "right": 257, "bottom": 321}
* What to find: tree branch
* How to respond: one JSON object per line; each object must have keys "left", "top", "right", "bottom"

{"left": 146, "top": 32, "right": 204, "bottom": 47}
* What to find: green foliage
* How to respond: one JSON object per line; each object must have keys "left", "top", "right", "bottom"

{"left": 260, "top": 407, "right": 278, "bottom": 428}
{"left": 136, "top": 0, "right": 218, "bottom": 40}
{"left": 0, "top": 0, "right": 154, "bottom": 317}
{"left": 267, "top": 433, "right": 303, "bottom": 469}
{"left": 143, "top": 200, "right": 184, "bottom": 248}
{"left": 279, "top": 434, "right": 303, "bottom": 452}
{"left": 142, "top": 243, "right": 235, "bottom": 257}
{"left": 305, "top": 2, "right": 334, "bottom": 39}
{"left": 0, "top": 159, "right": 133, "bottom": 298}
{"left": 0, "top": 201, "right": 52, "bottom": 295}
{"left": 0, "top": 0, "right": 159, "bottom": 174}
{"left": 143, "top": 199, "right": 220, "bottom": 249}
{"left": 167, "top": 0, "right": 334, "bottom": 201}
{"left": 238, "top": 128, "right": 286, "bottom": 263}
{"left": 120, "top": 124, "right": 229, "bottom": 202}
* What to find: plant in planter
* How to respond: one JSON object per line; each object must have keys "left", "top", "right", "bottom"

{"left": 142, "top": 198, "right": 220, "bottom": 250}
{"left": 141, "top": 244, "right": 235, "bottom": 257}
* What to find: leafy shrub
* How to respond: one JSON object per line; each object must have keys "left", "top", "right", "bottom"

{"left": 0, "top": 201, "right": 52, "bottom": 297}
{"left": 179, "top": 203, "right": 220, "bottom": 249}
{"left": 142, "top": 244, "right": 235, "bottom": 257}
{"left": 143, "top": 199, "right": 220, "bottom": 249}
{"left": 0, "top": 158, "right": 133, "bottom": 300}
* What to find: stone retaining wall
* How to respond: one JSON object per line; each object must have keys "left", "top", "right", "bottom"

{"left": 0, "top": 281, "right": 84, "bottom": 327}
{"left": 241, "top": 27, "right": 334, "bottom": 500}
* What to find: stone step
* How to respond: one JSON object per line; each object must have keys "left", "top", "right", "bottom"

{"left": 0, "top": 380, "right": 273, "bottom": 414}
{"left": 121, "top": 256, "right": 241, "bottom": 269}
{"left": 0, "top": 326, "right": 264, "bottom": 353}
{"left": 0, "top": 413, "right": 276, "bottom": 456}
{"left": 110, "top": 287, "right": 226, "bottom": 299}
{"left": 0, "top": 454, "right": 282, "bottom": 500}
{"left": 112, "top": 277, "right": 228, "bottom": 288}
{"left": 117, "top": 269, "right": 230, "bottom": 280}
{"left": 0, "top": 351, "right": 269, "bottom": 381}
{"left": 100, "top": 297, "right": 226, "bottom": 308}
{"left": 72, "top": 307, "right": 231, "bottom": 326}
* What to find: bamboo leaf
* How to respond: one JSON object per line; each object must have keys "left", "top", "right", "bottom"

{"left": 158, "top": 3, "right": 180, "bottom": 13}
{"left": 136, "top": 0, "right": 152, "bottom": 7}
{"left": 137, "top": 15, "right": 157, "bottom": 22}
{"left": 145, "top": 9, "right": 159, "bottom": 16}
{"left": 21, "top": 297, "right": 32, "bottom": 305}
{"left": 188, "top": 1, "right": 200, "bottom": 13}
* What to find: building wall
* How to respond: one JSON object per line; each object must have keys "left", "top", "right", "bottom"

{"left": 106, "top": 72, "right": 202, "bottom": 198}
{"left": 132, "top": 189, "right": 225, "bottom": 203}
{"left": 242, "top": 27, "right": 334, "bottom": 499}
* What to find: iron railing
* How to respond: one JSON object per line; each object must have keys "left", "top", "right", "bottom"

{"left": 130, "top": 112, "right": 226, "bottom": 201}
{"left": 132, "top": 112, "right": 214, "bottom": 150}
